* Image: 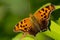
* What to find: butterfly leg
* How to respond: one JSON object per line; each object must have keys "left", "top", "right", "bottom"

{"left": 20, "top": 32, "right": 29, "bottom": 40}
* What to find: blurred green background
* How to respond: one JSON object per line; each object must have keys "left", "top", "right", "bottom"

{"left": 0, "top": 0, "right": 60, "bottom": 40}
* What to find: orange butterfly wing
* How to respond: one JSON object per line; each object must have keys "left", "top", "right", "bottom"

{"left": 13, "top": 18, "right": 32, "bottom": 32}
{"left": 33, "top": 4, "right": 55, "bottom": 31}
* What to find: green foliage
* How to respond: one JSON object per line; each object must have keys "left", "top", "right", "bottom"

{"left": 0, "top": 0, "right": 60, "bottom": 40}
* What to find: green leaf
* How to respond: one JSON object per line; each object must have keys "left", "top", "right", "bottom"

{"left": 44, "top": 20, "right": 60, "bottom": 40}
{"left": 12, "top": 33, "right": 34, "bottom": 40}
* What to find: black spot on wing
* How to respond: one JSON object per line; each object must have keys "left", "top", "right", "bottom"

{"left": 45, "top": 10, "right": 47, "bottom": 13}
{"left": 45, "top": 6, "right": 50, "bottom": 10}
{"left": 25, "top": 24, "right": 27, "bottom": 26}
{"left": 46, "top": 6, "right": 49, "bottom": 8}
{"left": 41, "top": 8, "right": 44, "bottom": 11}
{"left": 38, "top": 11, "right": 41, "bottom": 14}
{"left": 21, "top": 21, "right": 23, "bottom": 24}
{"left": 24, "top": 20, "right": 26, "bottom": 23}
{"left": 44, "top": 13, "right": 45, "bottom": 15}
{"left": 20, "top": 25, "right": 22, "bottom": 27}
{"left": 44, "top": 16, "right": 46, "bottom": 18}
{"left": 23, "top": 25, "right": 25, "bottom": 27}
{"left": 24, "top": 28, "right": 27, "bottom": 30}
{"left": 41, "top": 15, "right": 43, "bottom": 17}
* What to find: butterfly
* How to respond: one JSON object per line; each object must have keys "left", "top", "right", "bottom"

{"left": 13, "top": 3, "right": 55, "bottom": 36}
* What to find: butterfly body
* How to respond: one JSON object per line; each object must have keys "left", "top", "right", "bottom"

{"left": 13, "top": 4, "right": 55, "bottom": 36}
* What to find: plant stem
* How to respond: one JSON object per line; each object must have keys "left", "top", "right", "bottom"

{"left": 55, "top": 5, "right": 60, "bottom": 10}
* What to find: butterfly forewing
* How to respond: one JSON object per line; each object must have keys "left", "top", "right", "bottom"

{"left": 14, "top": 18, "right": 32, "bottom": 32}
